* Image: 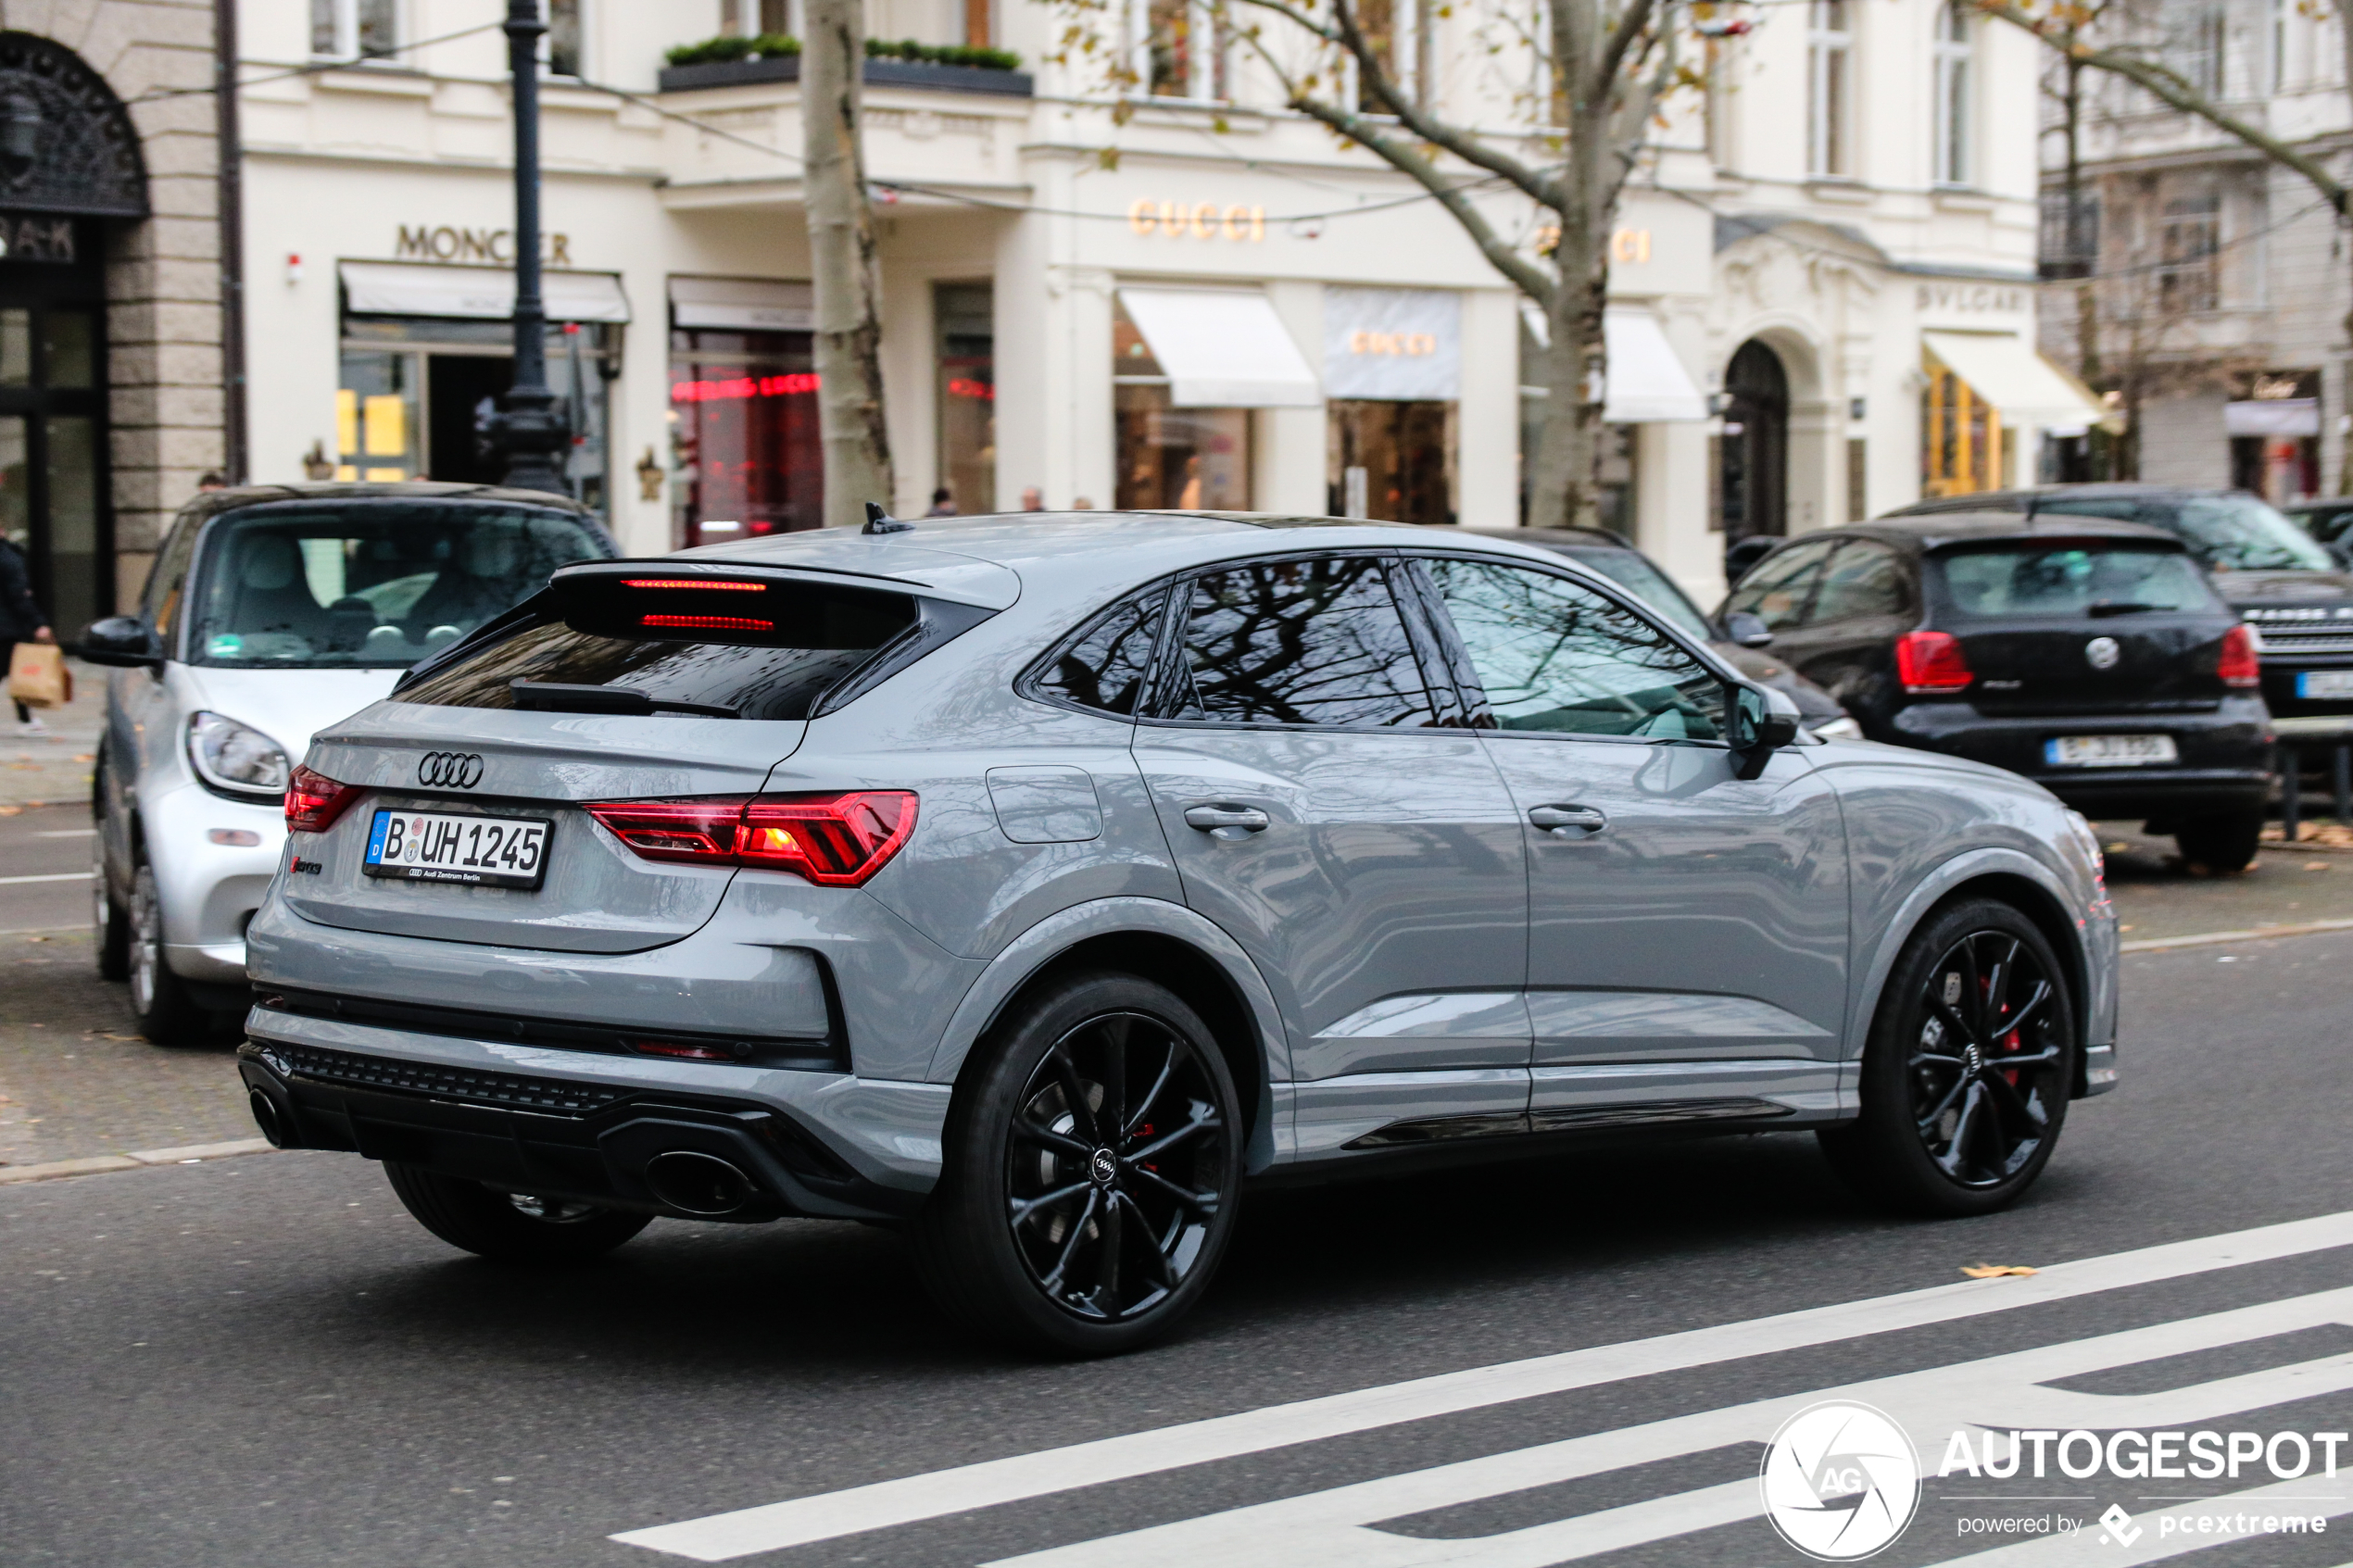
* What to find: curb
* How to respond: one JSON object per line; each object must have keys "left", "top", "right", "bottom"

{"left": 0, "top": 1137, "right": 275, "bottom": 1185}
{"left": 2120, "top": 917, "right": 2353, "bottom": 954}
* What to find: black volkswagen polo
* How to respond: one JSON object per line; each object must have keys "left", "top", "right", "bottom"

{"left": 1720, "top": 513, "right": 2274, "bottom": 870}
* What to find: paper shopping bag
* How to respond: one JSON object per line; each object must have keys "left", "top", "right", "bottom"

{"left": 6, "top": 641, "right": 68, "bottom": 709}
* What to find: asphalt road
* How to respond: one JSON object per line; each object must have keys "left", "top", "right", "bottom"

{"left": 5, "top": 915, "right": 2352, "bottom": 1566}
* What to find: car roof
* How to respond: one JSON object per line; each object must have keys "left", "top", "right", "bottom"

{"left": 669, "top": 510, "right": 1622, "bottom": 608}
{"left": 176, "top": 481, "right": 598, "bottom": 531}
{"left": 1778, "top": 514, "right": 2189, "bottom": 555}
{"left": 1885, "top": 483, "right": 2253, "bottom": 516}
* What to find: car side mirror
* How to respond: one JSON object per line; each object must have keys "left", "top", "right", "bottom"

{"left": 2329, "top": 541, "right": 2353, "bottom": 572}
{"left": 1722, "top": 610, "right": 1775, "bottom": 648}
{"left": 78, "top": 615, "right": 164, "bottom": 669}
{"left": 1729, "top": 684, "right": 1802, "bottom": 779}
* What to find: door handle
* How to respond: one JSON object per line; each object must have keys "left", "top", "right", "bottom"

{"left": 1184, "top": 805, "right": 1271, "bottom": 838}
{"left": 1529, "top": 804, "right": 1607, "bottom": 836}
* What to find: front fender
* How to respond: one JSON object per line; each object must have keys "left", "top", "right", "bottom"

{"left": 921, "top": 896, "right": 1292, "bottom": 1173}
{"left": 1847, "top": 846, "right": 2118, "bottom": 1098}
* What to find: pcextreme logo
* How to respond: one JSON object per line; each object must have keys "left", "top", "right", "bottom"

{"left": 1760, "top": 1401, "right": 1923, "bottom": 1561}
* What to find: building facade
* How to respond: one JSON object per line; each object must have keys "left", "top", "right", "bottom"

{"left": 2035, "top": 0, "right": 2352, "bottom": 502}
{"left": 19, "top": 0, "right": 2095, "bottom": 623}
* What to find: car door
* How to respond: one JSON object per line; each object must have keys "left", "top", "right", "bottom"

{"left": 1763, "top": 539, "right": 1915, "bottom": 726}
{"left": 1413, "top": 554, "right": 1852, "bottom": 1129}
{"left": 1131, "top": 551, "right": 1531, "bottom": 1160}
{"left": 108, "top": 516, "right": 200, "bottom": 842}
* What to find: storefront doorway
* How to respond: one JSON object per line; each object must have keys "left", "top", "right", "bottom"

{"left": 1327, "top": 400, "right": 1454, "bottom": 525}
{"left": 0, "top": 217, "right": 109, "bottom": 639}
{"left": 1719, "top": 339, "right": 1787, "bottom": 543}
{"left": 936, "top": 282, "right": 994, "bottom": 515}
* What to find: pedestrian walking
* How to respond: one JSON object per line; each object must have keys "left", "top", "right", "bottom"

{"left": 1020, "top": 485, "right": 1044, "bottom": 511}
{"left": 925, "top": 486, "right": 958, "bottom": 517}
{"left": 0, "top": 533, "right": 57, "bottom": 734}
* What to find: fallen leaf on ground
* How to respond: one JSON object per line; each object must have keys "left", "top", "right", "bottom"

{"left": 1961, "top": 1264, "right": 2039, "bottom": 1279}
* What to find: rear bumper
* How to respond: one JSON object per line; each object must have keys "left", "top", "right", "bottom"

{"left": 1885, "top": 698, "right": 2273, "bottom": 819}
{"left": 240, "top": 1005, "right": 952, "bottom": 1210}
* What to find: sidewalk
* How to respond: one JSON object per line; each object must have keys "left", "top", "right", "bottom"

{"left": 2, "top": 657, "right": 102, "bottom": 809}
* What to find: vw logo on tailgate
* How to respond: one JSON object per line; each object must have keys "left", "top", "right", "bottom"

{"left": 416, "top": 751, "right": 484, "bottom": 789}
{"left": 2084, "top": 635, "right": 2121, "bottom": 671}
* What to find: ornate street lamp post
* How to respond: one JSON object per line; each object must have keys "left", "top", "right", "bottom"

{"left": 493, "top": 0, "right": 567, "bottom": 494}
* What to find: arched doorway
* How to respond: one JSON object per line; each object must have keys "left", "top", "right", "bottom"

{"left": 1718, "top": 339, "right": 1789, "bottom": 544}
{"left": 0, "top": 31, "right": 148, "bottom": 636}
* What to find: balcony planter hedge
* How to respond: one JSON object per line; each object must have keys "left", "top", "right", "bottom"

{"left": 659, "top": 43, "right": 1030, "bottom": 97}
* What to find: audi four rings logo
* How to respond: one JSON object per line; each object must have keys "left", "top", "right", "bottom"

{"left": 416, "top": 751, "right": 484, "bottom": 789}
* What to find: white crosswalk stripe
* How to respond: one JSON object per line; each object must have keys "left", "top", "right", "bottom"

{"left": 613, "top": 1211, "right": 2353, "bottom": 1564}
{"left": 985, "top": 1287, "right": 2353, "bottom": 1566}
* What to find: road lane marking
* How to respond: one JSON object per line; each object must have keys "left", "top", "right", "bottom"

{"left": 0, "top": 871, "right": 91, "bottom": 885}
{"left": 613, "top": 1210, "right": 2353, "bottom": 1562}
{"left": 32, "top": 828, "right": 95, "bottom": 838}
{"left": 985, "top": 1287, "right": 2353, "bottom": 1566}
{"left": 1942, "top": 1476, "right": 2353, "bottom": 1564}
{"left": 2123, "top": 918, "right": 2353, "bottom": 953}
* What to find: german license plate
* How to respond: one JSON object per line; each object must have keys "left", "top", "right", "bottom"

{"left": 2045, "top": 734, "right": 2179, "bottom": 768}
{"left": 363, "top": 809, "right": 550, "bottom": 889}
{"left": 2296, "top": 671, "right": 2353, "bottom": 699}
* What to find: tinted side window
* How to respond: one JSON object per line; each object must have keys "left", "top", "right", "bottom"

{"left": 1724, "top": 540, "right": 1836, "bottom": 631}
{"left": 1031, "top": 588, "right": 1166, "bottom": 716}
{"left": 1426, "top": 558, "right": 1725, "bottom": 741}
{"left": 144, "top": 519, "right": 202, "bottom": 647}
{"left": 1808, "top": 542, "right": 1909, "bottom": 622}
{"left": 1166, "top": 557, "right": 1434, "bottom": 728}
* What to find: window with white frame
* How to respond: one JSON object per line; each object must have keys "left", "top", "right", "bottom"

{"left": 2158, "top": 192, "right": 2221, "bottom": 315}
{"left": 547, "top": 0, "right": 583, "bottom": 77}
{"left": 720, "top": 0, "right": 791, "bottom": 37}
{"left": 2168, "top": 4, "right": 2225, "bottom": 96}
{"left": 1344, "top": 0, "right": 1424, "bottom": 110}
{"left": 1933, "top": 3, "right": 1970, "bottom": 186}
{"left": 1806, "top": 0, "right": 1851, "bottom": 178}
{"left": 2270, "top": 0, "right": 2288, "bottom": 91}
{"left": 310, "top": 0, "right": 396, "bottom": 58}
{"left": 1136, "top": 0, "right": 1227, "bottom": 100}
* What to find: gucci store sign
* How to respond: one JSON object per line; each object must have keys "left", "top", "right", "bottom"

{"left": 1323, "top": 286, "right": 1460, "bottom": 401}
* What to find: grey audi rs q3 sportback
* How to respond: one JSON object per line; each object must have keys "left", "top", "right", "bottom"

{"left": 240, "top": 512, "right": 2120, "bottom": 1355}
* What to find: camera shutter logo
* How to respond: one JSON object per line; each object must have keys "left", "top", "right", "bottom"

{"left": 417, "top": 752, "right": 484, "bottom": 789}
{"left": 1759, "top": 1400, "right": 1920, "bottom": 1561}
{"left": 2085, "top": 635, "right": 2121, "bottom": 671}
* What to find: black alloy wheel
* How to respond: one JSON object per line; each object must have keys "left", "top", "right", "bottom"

{"left": 1820, "top": 898, "right": 2073, "bottom": 1216}
{"left": 915, "top": 972, "right": 1243, "bottom": 1356}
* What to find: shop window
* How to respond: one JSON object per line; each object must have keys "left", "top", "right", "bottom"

{"left": 936, "top": 282, "right": 994, "bottom": 516}
{"left": 311, "top": 0, "right": 396, "bottom": 58}
{"left": 1806, "top": 0, "right": 1850, "bottom": 178}
{"left": 337, "top": 316, "right": 614, "bottom": 513}
{"left": 1921, "top": 349, "right": 2004, "bottom": 498}
{"left": 669, "top": 325, "right": 822, "bottom": 545}
{"left": 1113, "top": 299, "right": 1251, "bottom": 510}
{"left": 1328, "top": 400, "right": 1455, "bottom": 527}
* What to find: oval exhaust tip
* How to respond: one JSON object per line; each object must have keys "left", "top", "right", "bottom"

{"left": 247, "top": 1089, "right": 287, "bottom": 1148}
{"left": 645, "top": 1150, "right": 752, "bottom": 1216}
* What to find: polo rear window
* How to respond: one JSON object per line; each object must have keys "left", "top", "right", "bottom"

{"left": 396, "top": 574, "right": 921, "bottom": 721}
{"left": 1935, "top": 546, "right": 2221, "bottom": 619}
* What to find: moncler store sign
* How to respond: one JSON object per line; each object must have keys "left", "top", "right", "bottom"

{"left": 1322, "top": 286, "right": 1461, "bottom": 401}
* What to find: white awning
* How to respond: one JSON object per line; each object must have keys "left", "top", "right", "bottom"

{"left": 1922, "top": 331, "right": 2106, "bottom": 434}
{"left": 2227, "top": 397, "right": 2320, "bottom": 438}
{"left": 339, "top": 261, "right": 632, "bottom": 323}
{"left": 1514, "top": 303, "right": 1707, "bottom": 421}
{"left": 1601, "top": 307, "right": 1706, "bottom": 422}
{"left": 1115, "top": 287, "right": 1320, "bottom": 408}
{"left": 670, "top": 275, "right": 813, "bottom": 332}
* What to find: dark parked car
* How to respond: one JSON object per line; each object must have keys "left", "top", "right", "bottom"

{"left": 1464, "top": 528, "right": 1858, "bottom": 736}
{"left": 1719, "top": 514, "right": 2273, "bottom": 870}
{"left": 1888, "top": 485, "right": 2353, "bottom": 748}
{"left": 2281, "top": 496, "right": 2353, "bottom": 565}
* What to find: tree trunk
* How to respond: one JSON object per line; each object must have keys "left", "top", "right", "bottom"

{"left": 802, "top": 0, "right": 894, "bottom": 529}
{"left": 1527, "top": 114, "right": 1617, "bottom": 533}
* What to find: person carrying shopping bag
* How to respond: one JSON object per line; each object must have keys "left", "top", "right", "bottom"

{"left": 0, "top": 533, "right": 57, "bottom": 735}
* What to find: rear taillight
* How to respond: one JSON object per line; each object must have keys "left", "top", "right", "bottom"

{"left": 585, "top": 791, "right": 918, "bottom": 887}
{"left": 1896, "top": 630, "right": 1974, "bottom": 693}
{"left": 2219, "top": 623, "right": 2262, "bottom": 687}
{"left": 283, "top": 765, "right": 362, "bottom": 834}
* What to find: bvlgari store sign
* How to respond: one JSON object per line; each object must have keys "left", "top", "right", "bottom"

{"left": 1323, "top": 286, "right": 1460, "bottom": 401}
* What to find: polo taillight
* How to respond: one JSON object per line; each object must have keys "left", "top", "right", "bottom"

{"left": 1896, "top": 630, "right": 1974, "bottom": 694}
{"left": 584, "top": 791, "right": 918, "bottom": 886}
{"left": 2218, "top": 623, "right": 2262, "bottom": 687}
{"left": 283, "top": 765, "right": 363, "bottom": 834}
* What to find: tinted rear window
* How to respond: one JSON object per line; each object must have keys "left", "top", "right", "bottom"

{"left": 1935, "top": 546, "right": 2221, "bottom": 619}
{"left": 188, "top": 501, "right": 609, "bottom": 669}
{"left": 397, "top": 577, "right": 920, "bottom": 721}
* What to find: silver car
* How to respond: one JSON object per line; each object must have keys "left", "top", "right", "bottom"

{"left": 238, "top": 512, "right": 2119, "bottom": 1354}
{"left": 79, "top": 483, "right": 612, "bottom": 1042}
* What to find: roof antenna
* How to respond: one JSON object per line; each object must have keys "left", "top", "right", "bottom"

{"left": 862, "top": 501, "right": 913, "bottom": 535}
{"left": 2023, "top": 490, "right": 2040, "bottom": 529}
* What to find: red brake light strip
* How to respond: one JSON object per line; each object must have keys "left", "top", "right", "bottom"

{"left": 621, "top": 579, "right": 766, "bottom": 591}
